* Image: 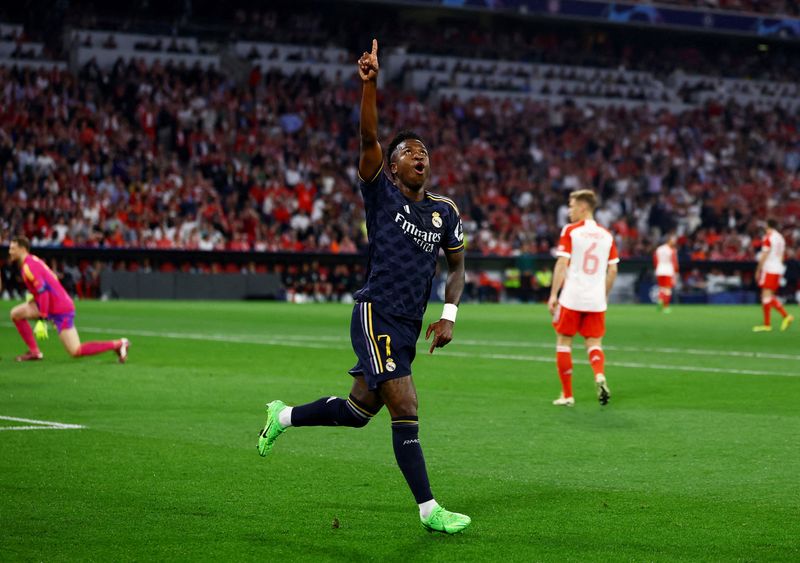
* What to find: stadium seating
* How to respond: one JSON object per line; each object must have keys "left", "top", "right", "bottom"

{"left": 1, "top": 11, "right": 799, "bottom": 304}
{"left": 0, "top": 22, "right": 66, "bottom": 71}
{"left": 2, "top": 51, "right": 798, "bottom": 260}
{"left": 71, "top": 29, "right": 221, "bottom": 69}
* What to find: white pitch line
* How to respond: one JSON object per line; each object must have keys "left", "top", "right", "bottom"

{"left": 3, "top": 321, "right": 800, "bottom": 361}
{"left": 189, "top": 331, "right": 800, "bottom": 362}
{"left": 3, "top": 322, "right": 796, "bottom": 377}
{"left": 0, "top": 415, "right": 85, "bottom": 431}
{"left": 253, "top": 333, "right": 800, "bottom": 362}
{"left": 0, "top": 426, "right": 84, "bottom": 431}
{"left": 468, "top": 340, "right": 800, "bottom": 362}
{"left": 16, "top": 324, "right": 795, "bottom": 378}
{"left": 433, "top": 350, "right": 795, "bottom": 377}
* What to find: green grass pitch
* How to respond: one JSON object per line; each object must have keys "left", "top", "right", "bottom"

{"left": 1, "top": 301, "right": 799, "bottom": 562}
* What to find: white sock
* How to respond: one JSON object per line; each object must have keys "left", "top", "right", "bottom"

{"left": 419, "top": 499, "right": 439, "bottom": 519}
{"left": 278, "top": 406, "right": 293, "bottom": 427}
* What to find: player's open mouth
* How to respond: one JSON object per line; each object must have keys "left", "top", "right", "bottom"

{"left": 414, "top": 163, "right": 425, "bottom": 174}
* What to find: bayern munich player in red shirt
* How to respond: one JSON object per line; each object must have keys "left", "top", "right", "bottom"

{"left": 548, "top": 190, "right": 618, "bottom": 407}
{"left": 753, "top": 219, "right": 794, "bottom": 332}
{"left": 653, "top": 235, "right": 679, "bottom": 313}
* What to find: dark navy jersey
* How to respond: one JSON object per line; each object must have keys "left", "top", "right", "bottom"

{"left": 353, "top": 164, "right": 464, "bottom": 320}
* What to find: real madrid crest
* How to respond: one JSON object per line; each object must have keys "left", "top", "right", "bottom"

{"left": 431, "top": 212, "right": 442, "bottom": 228}
{"left": 386, "top": 358, "right": 396, "bottom": 372}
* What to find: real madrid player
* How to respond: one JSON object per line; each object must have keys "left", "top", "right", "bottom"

{"left": 257, "top": 40, "right": 470, "bottom": 534}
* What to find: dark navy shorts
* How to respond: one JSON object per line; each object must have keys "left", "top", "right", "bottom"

{"left": 348, "top": 302, "right": 422, "bottom": 391}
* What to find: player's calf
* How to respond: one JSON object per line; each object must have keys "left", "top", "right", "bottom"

{"left": 555, "top": 345, "right": 573, "bottom": 400}
{"left": 389, "top": 416, "right": 472, "bottom": 533}
{"left": 286, "top": 394, "right": 378, "bottom": 428}
{"left": 391, "top": 417, "right": 433, "bottom": 507}
{"left": 588, "top": 345, "right": 605, "bottom": 379}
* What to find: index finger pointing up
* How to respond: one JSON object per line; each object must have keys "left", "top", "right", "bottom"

{"left": 372, "top": 39, "right": 378, "bottom": 56}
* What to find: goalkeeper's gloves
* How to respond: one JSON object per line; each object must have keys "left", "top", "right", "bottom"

{"left": 34, "top": 320, "right": 49, "bottom": 341}
{"left": 25, "top": 291, "right": 35, "bottom": 303}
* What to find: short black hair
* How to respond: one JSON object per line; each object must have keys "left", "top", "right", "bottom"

{"left": 767, "top": 218, "right": 779, "bottom": 229}
{"left": 387, "top": 130, "right": 425, "bottom": 164}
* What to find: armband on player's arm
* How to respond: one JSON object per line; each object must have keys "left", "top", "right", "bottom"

{"left": 440, "top": 303, "right": 458, "bottom": 323}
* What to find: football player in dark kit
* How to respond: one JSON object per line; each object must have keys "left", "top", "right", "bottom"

{"left": 257, "top": 39, "right": 471, "bottom": 534}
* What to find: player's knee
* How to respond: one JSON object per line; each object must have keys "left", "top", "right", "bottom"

{"left": 392, "top": 403, "right": 418, "bottom": 419}
{"left": 385, "top": 388, "right": 418, "bottom": 417}
{"left": 343, "top": 394, "right": 378, "bottom": 428}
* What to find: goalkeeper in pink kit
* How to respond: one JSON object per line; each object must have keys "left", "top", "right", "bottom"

{"left": 8, "top": 236, "right": 129, "bottom": 363}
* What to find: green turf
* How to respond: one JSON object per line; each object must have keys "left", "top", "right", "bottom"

{"left": 1, "top": 301, "right": 799, "bottom": 562}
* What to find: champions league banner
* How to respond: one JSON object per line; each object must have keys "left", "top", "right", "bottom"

{"left": 429, "top": 0, "right": 800, "bottom": 39}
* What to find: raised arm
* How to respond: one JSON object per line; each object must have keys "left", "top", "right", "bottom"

{"left": 358, "top": 39, "right": 382, "bottom": 181}
{"left": 426, "top": 250, "right": 465, "bottom": 354}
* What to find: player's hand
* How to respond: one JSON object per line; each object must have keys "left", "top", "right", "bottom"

{"left": 425, "top": 319, "right": 454, "bottom": 354}
{"left": 358, "top": 39, "right": 379, "bottom": 82}
{"left": 547, "top": 295, "right": 559, "bottom": 316}
{"left": 34, "top": 320, "right": 49, "bottom": 341}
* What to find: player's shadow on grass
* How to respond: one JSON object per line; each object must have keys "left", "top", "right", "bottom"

{"left": 554, "top": 407, "right": 638, "bottom": 430}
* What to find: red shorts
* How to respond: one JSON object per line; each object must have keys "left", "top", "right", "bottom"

{"left": 657, "top": 275, "right": 674, "bottom": 289}
{"left": 553, "top": 305, "right": 606, "bottom": 338}
{"left": 759, "top": 273, "right": 780, "bottom": 291}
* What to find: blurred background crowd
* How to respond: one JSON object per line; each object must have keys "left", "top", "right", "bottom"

{"left": 2, "top": 0, "right": 799, "bottom": 302}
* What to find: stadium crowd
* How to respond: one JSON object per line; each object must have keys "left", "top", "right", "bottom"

{"left": 2, "top": 59, "right": 799, "bottom": 263}
{"left": 222, "top": 6, "right": 800, "bottom": 82}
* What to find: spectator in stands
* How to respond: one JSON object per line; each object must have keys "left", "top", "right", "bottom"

{"left": 102, "top": 34, "right": 117, "bottom": 49}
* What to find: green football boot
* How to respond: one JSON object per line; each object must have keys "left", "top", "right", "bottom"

{"left": 420, "top": 505, "right": 471, "bottom": 534}
{"left": 257, "top": 400, "right": 288, "bottom": 457}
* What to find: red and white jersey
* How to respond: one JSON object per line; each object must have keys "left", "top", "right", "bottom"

{"left": 761, "top": 230, "right": 786, "bottom": 275}
{"left": 556, "top": 219, "right": 619, "bottom": 312}
{"left": 653, "top": 244, "right": 678, "bottom": 277}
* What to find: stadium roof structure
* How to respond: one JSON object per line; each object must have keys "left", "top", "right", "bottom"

{"left": 356, "top": 0, "right": 800, "bottom": 41}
